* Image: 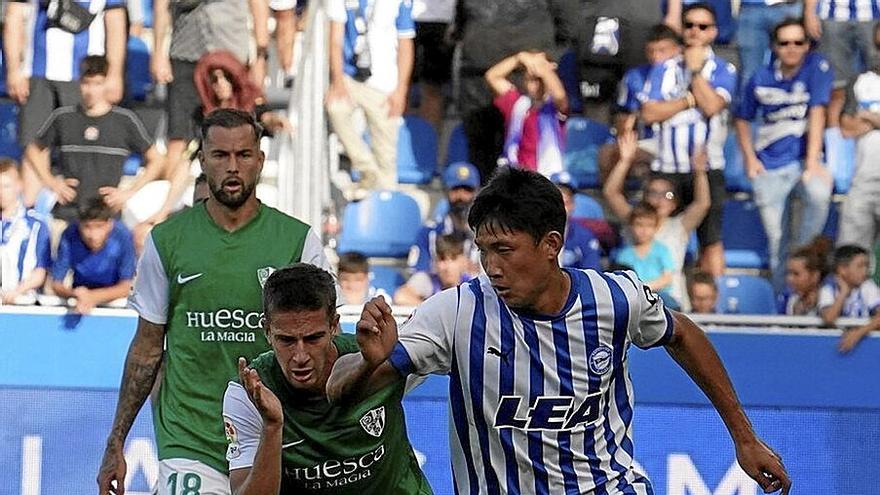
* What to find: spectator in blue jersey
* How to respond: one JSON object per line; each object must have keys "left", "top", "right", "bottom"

{"left": 485, "top": 50, "right": 569, "bottom": 177}
{"left": 734, "top": 18, "right": 834, "bottom": 290}
{"left": 338, "top": 251, "right": 391, "bottom": 305}
{"left": 331, "top": 167, "right": 791, "bottom": 495}
{"left": 3, "top": 0, "right": 127, "bottom": 206}
{"left": 50, "top": 198, "right": 136, "bottom": 314}
{"left": 409, "top": 162, "right": 480, "bottom": 276}
{"left": 325, "top": 0, "right": 415, "bottom": 198}
{"left": 819, "top": 245, "right": 880, "bottom": 353}
{"left": 395, "top": 232, "right": 471, "bottom": 305}
{"left": 598, "top": 24, "right": 683, "bottom": 184}
{"left": 641, "top": 3, "right": 736, "bottom": 277}
{"left": 736, "top": 1, "right": 804, "bottom": 90}
{"left": 0, "top": 159, "right": 51, "bottom": 305}
{"left": 604, "top": 129, "right": 711, "bottom": 309}
{"left": 549, "top": 171, "right": 602, "bottom": 271}
{"left": 615, "top": 203, "right": 679, "bottom": 308}
{"left": 23, "top": 56, "right": 166, "bottom": 224}
{"left": 805, "top": 0, "right": 880, "bottom": 127}
{"left": 838, "top": 22, "right": 880, "bottom": 251}
{"left": 778, "top": 237, "right": 830, "bottom": 316}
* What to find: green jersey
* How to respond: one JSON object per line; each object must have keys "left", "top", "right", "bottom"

{"left": 129, "top": 202, "right": 329, "bottom": 474}
{"left": 222, "top": 334, "right": 432, "bottom": 494}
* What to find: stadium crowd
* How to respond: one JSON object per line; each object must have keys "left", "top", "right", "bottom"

{"left": 5, "top": 0, "right": 878, "bottom": 493}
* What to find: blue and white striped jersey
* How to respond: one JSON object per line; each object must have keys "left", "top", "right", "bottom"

{"left": 817, "top": 0, "right": 880, "bottom": 21}
{"left": 735, "top": 52, "right": 833, "bottom": 169}
{"left": 15, "top": 0, "right": 125, "bottom": 82}
{"left": 644, "top": 53, "right": 737, "bottom": 174}
{"left": 390, "top": 268, "right": 674, "bottom": 494}
{"left": 0, "top": 205, "right": 51, "bottom": 292}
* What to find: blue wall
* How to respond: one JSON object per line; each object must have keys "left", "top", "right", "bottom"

{"left": 2, "top": 310, "right": 878, "bottom": 494}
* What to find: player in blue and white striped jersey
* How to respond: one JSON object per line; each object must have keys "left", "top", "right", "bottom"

{"left": 734, "top": 19, "right": 835, "bottom": 291}
{"left": 640, "top": 3, "right": 736, "bottom": 277}
{"left": 329, "top": 168, "right": 791, "bottom": 495}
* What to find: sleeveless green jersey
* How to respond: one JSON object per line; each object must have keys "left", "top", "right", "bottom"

{"left": 149, "top": 202, "right": 313, "bottom": 473}
{"left": 245, "top": 335, "right": 432, "bottom": 494}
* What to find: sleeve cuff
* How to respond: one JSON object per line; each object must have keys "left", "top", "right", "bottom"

{"left": 645, "top": 307, "right": 676, "bottom": 349}
{"left": 389, "top": 342, "right": 415, "bottom": 376}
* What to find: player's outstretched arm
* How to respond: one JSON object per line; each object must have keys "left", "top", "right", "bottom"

{"left": 327, "top": 296, "right": 400, "bottom": 404}
{"left": 97, "top": 317, "right": 166, "bottom": 495}
{"left": 664, "top": 311, "right": 791, "bottom": 494}
{"left": 229, "top": 358, "right": 283, "bottom": 495}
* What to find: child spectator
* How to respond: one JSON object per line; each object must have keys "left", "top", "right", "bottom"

{"left": 338, "top": 251, "right": 390, "bottom": 305}
{"left": 779, "top": 237, "right": 831, "bottom": 316}
{"left": 604, "top": 130, "right": 710, "bottom": 307}
{"left": 819, "top": 245, "right": 880, "bottom": 353}
{"left": 395, "top": 233, "right": 470, "bottom": 305}
{"left": 50, "top": 198, "right": 136, "bottom": 314}
{"left": 0, "top": 159, "right": 51, "bottom": 305}
{"left": 550, "top": 172, "right": 602, "bottom": 271}
{"left": 485, "top": 51, "right": 569, "bottom": 177}
{"left": 688, "top": 271, "right": 718, "bottom": 314}
{"left": 615, "top": 203, "right": 678, "bottom": 308}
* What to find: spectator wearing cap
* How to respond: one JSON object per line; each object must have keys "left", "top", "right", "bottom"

{"left": 408, "top": 162, "right": 480, "bottom": 275}
{"left": 550, "top": 171, "right": 602, "bottom": 271}
{"left": 604, "top": 129, "right": 711, "bottom": 308}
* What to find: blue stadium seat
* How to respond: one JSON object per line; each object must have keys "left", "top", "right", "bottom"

{"left": 822, "top": 200, "right": 839, "bottom": 241}
{"left": 684, "top": 230, "right": 699, "bottom": 265}
{"left": 564, "top": 117, "right": 613, "bottom": 189}
{"left": 722, "top": 199, "right": 769, "bottom": 269}
{"left": 369, "top": 265, "right": 406, "bottom": 296}
{"left": 715, "top": 274, "right": 776, "bottom": 314}
{"left": 0, "top": 102, "right": 22, "bottom": 159}
{"left": 572, "top": 193, "right": 604, "bottom": 219}
{"left": 337, "top": 191, "right": 422, "bottom": 258}
{"left": 397, "top": 115, "right": 437, "bottom": 184}
{"left": 723, "top": 132, "right": 751, "bottom": 193}
{"left": 445, "top": 123, "right": 469, "bottom": 167}
{"left": 125, "top": 37, "right": 152, "bottom": 102}
{"left": 123, "top": 154, "right": 143, "bottom": 176}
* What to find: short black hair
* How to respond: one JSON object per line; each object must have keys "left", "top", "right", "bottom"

{"left": 689, "top": 271, "right": 717, "bottom": 291}
{"left": 772, "top": 18, "right": 807, "bottom": 44}
{"left": 833, "top": 245, "right": 869, "bottom": 269}
{"left": 435, "top": 232, "right": 467, "bottom": 259}
{"left": 78, "top": 197, "right": 113, "bottom": 222}
{"left": 80, "top": 55, "right": 109, "bottom": 78}
{"left": 682, "top": 2, "right": 716, "bottom": 23}
{"left": 338, "top": 252, "right": 370, "bottom": 274}
{"left": 262, "top": 264, "right": 337, "bottom": 325}
{"left": 200, "top": 108, "right": 263, "bottom": 147}
{"left": 468, "top": 167, "right": 566, "bottom": 244}
{"left": 195, "top": 173, "right": 207, "bottom": 186}
{"left": 647, "top": 23, "right": 682, "bottom": 45}
{"left": 629, "top": 202, "right": 659, "bottom": 224}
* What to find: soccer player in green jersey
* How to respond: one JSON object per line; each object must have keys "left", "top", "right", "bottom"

{"left": 97, "top": 109, "right": 334, "bottom": 495}
{"left": 222, "top": 264, "right": 431, "bottom": 494}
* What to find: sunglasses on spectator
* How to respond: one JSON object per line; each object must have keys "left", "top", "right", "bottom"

{"left": 684, "top": 21, "right": 715, "bottom": 31}
{"left": 777, "top": 39, "right": 808, "bottom": 47}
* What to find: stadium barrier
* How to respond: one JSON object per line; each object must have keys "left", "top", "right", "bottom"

{"left": 1, "top": 305, "right": 878, "bottom": 495}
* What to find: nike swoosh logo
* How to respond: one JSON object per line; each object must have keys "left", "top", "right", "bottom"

{"left": 177, "top": 273, "right": 203, "bottom": 284}
{"left": 282, "top": 440, "right": 303, "bottom": 449}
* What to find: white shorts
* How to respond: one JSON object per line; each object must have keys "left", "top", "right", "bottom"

{"left": 155, "top": 458, "right": 230, "bottom": 495}
{"left": 269, "top": 0, "right": 296, "bottom": 11}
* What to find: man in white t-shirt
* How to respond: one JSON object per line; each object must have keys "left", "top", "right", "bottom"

{"left": 326, "top": 0, "right": 415, "bottom": 197}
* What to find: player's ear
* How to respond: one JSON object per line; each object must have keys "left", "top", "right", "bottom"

{"left": 542, "top": 230, "right": 564, "bottom": 260}
{"left": 330, "top": 312, "right": 341, "bottom": 337}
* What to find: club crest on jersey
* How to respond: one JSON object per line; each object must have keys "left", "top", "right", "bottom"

{"left": 494, "top": 393, "right": 602, "bottom": 431}
{"left": 224, "top": 418, "right": 240, "bottom": 460}
{"left": 257, "top": 267, "right": 276, "bottom": 288}
{"left": 360, "top": 406, "right": 386, "bottom": 437}
{"left": 589, "top": 345, "right": 613, "bottom": 375}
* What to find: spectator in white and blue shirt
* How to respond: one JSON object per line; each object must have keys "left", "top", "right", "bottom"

{"left": 735, "top": 0, "right": 804, "bottom": 90}
{"left": 641, "top": 3, "right": 736, "bottom": 277}
{"left": 805, "top": 0, "right": 880, "bottom": 127}
{"left": 734, "top": 19, "right": 834, "bottom": 290}
{"left": 0, "top": 159, "right": 51, "bottom": 305}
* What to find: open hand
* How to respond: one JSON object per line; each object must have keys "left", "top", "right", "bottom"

{"left": 52, "top": 176, "right": 79, "bottom": 205}
{"left": 238, "top": 357, "right": 283, "bottom": 426}
{"left": 356, "top": 296, "right": 398, "bottom": 367}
